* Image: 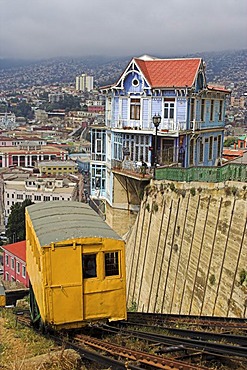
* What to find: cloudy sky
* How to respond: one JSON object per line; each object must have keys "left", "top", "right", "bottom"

{"left": 0, "top": 0, "right": 246, "bottom": 60}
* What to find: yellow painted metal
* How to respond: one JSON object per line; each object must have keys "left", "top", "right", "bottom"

{"left": 0, "top": 293, "right": 6, "bottom": 307}
{"left": 26, "top": 203, "right": 127, "bottom": 330}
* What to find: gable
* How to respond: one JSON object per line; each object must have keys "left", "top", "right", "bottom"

{"left": 114, "top": 59, "right": 151, "bottom": 92}
{"left": 2, "top": 241, "right": 26, "bottom": 262}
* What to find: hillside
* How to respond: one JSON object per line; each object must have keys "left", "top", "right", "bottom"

{"left": 1, "top": 49, "right": 246, "bottom": 91}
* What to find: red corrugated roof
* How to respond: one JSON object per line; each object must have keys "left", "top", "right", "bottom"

{"left": 2, "top": 241, "right": 26, "bottom": 262}
{"left": 207, "top": 85, "right": 231, "bottom": 93}
{"left": 134, "top": 58, "right": 202, "bottom": 88}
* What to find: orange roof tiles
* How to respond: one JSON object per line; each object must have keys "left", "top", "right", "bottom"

{"left": 2, "top": 241, "right": 26, "bottom": 262}
{"left": 134, "top": 58, "right": 202, "bottom": 88}
{"left": 207, "top": 85, "right": 231, "bottom": 93}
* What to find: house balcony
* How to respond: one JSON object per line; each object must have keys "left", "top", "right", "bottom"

{"left": 111, "top": 159, "right": 152, "bottom": 181}
{"left": 111, "top": 145, "right": 185, "bottom": 180}
{"left": 190, "top": 120, "right": 225, "bottom": 131}
{"left": 109, "top": 119, "right": 186, "bottom": 133}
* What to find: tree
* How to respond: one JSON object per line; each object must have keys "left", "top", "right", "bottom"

{"left": 223, "top": 137, "right": 237, "bottom": 147}
{"left": 6, "top": 199, "right": 34, "bottom": 243}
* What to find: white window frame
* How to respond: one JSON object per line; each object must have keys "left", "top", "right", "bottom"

{"left": 16, "top": 261, "right": 20, "bottom": 274}
{"left": 22, "top": 265, "right": 26, "bottom": 278}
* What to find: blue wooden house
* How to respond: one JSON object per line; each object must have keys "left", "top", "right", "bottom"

{"left": 90, "top": 55, "right": 230, "bottom": 206}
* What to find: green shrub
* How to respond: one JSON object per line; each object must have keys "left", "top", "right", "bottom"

{"left": 225, "top": 187, "right": 232, "bottom": 196}
{"left": 170, "top": 182, "right": 175, "bottom": 191}
{"left": 190, "top": 187, "right": 196, "bottom": 196}
{"left": 152, "top": 202, "right": 159, "bottom": 213}
{"left": 209, "top": 274, "right": 216, "bottom": 285}
{"left": 160, "top": 183, "right": 165, "bottom": 194}
{"left": 128, "top": 301, "right": 138, "bottom": 312}
{"left": 179, "top": 189, "right": 186, "bottom": 198}
{"left": 239, "top": 269, "right": 247, "bottom": 285}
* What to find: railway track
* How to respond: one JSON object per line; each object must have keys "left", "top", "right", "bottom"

{"left": 118, "top": 320, "right": 247, "bottom": 346}
{"left": 127, "top": 312, "right": 247, "bottom": 330}
{"left": 15, "top": 310, "right": 247, "bottom": 369}
{"left": 103, "top": 324, "right": 247, "bottom": 358}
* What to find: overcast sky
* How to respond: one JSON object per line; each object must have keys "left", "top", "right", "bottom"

{"left": 0, "top": 0, "right": 246, "bottom": 60}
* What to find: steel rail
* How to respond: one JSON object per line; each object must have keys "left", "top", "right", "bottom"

{"left": 74, "top": 333, "right": 209, "bottom": 370}
{"left": 50, "top": 334, "right": 144, "bottom": 370}
{"left": 127, "top": 312, "right": 247, "bottom": 328}
{"left": 119, "top": 321, "right": 247, "bottom": 346}
{"left": 103, "top": 324, "right": 247, "bottom": 358}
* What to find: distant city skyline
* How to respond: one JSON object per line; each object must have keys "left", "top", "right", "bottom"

{"left": 0, "top": 0, "right": 246, "bottom": 60}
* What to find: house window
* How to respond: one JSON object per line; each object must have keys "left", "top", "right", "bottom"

{"left": 219, "top": 100, "right": 223, "bottom": 121}
{"left": 22, "top": 265, "right": 26, "bottom": 278}
{"left": 210, "top": 100, "right": 214, "bottom": 121}
{"left": 209, "top": 136, "right": 213, "bottom": 160}
{"left": 123, "top": 134, "right": 150, "bottom": 163}
{"left": 83, "top": 254, "right": 97, "bottom": 278}
{"left": 199, "top": 139, "right": 204, "bottom": 163}
{"left": 16, "top": 261, "right": 20, "bottom": 274}
{"left": 11, "top": 258, "right": 15, "bottom": 270}
{"left": 113, "top": 133, "right": 123, "bottom": 161}
{"left": 91, "top": 129, "right": 106, "bottom": 161}
{"left": 17, "top": 194, "right": 23, "bottom": 200}
{"left": 201, "top": 99, "right": 205, "bottom": 121}
{"left": 190, "top": 98, "right": 195, "bottom": 121}
{"left": 189, "top": 139, "right": 194, "bottom": 165}
{"left": 130, "top": 98, "right": 140, "bottom": 120}
{"left": 217, "top": 135, "right": 222, "bottom": 157}
{"left": 6, "top": 272, "right": 9, "bottom": 281}
{"left": 164, "top": 100, "right": 175, "bottom": 120}
{"left": 91, "top": 164, "right": 106, "bottom": 192}
{"left": 105, "top": 252, "right": 119, "bottom": 276}
{"left": 5, "top": 255, "right": 9, "bottom": 266}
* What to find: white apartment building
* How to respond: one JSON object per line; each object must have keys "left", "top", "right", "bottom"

{"left": 0, "top": 113, "right": 16, "bottom": 128}
{"left": 75, "top": 73, "right": 94, "bottom": 92}
{"left": 3, "top": 174, "right": 78, "bottom": 225}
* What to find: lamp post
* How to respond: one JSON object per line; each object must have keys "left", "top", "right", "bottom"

{"left": 152, "top": 114, "right": 161, "bottom": 179}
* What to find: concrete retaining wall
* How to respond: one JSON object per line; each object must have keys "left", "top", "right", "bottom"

{"left": 126, "top": 181, "right": 247, "bottom": 317}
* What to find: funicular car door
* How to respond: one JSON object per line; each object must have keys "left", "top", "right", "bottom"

{"left": 46, "top": 244, "right": 83, "bottom": 326}
{"left": 82, "top": 243, "right": 102, "bottom": 320}
{"left": 82, "top": 242, "right": 125, "bottom": 321}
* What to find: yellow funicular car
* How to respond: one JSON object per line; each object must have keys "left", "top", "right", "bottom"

{"left": 26, "top": 201, "right": 126, "bottom": 330}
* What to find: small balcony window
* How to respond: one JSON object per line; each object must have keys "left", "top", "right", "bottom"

{"left": 83, "top": 254, "right": 97, "bottom": 279}
{"left": 105, "top": 252, "right": 119, "bottom": 277}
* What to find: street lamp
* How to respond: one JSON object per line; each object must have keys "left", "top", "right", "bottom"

{"left": 152, "top": 114, "right": 161, "bottom": 179}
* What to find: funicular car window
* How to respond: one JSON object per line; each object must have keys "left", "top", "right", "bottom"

{"left": 105, "top": 252, "right": 119, "bottom": 276}
{"left": 83, "top": 254, "right": 97, "bottom": 278}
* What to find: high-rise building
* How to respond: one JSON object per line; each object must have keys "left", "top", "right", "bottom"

{"left": 75, "top": 73, "right": 94, "bottom": 92}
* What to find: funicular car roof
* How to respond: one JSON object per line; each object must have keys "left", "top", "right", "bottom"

{"left": 26, "top": 201, "right": 122, "bottom": 247}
